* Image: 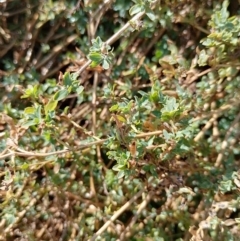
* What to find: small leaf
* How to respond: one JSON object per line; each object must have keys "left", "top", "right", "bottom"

{"left": 129, "top": 4, "right": 142, "bottom": 16}
{"left": 102, "top": 59, "right": 110, "bottom": 69}
{"left": 219, "top": 180, "right": 233, "bottom": 193}
{"left": 114, "top": 163, "right": 126, "bottom": 170}
{"left": 115, "top": 115, "right": 126, "bottom": 123}
{"left": 92, "top": 36, "right": 103, "bottom": 48}
{"left": 21, "top": 85, "right": 39, "bottom": 99}
{"left": 88, "top": 52, "right": 102, "bottom": 63}
{"left": 109, "top": 104, "right": 119, "bottom": 112}
{"left": 22, "top": 119, "right": 39, "bottom": 128}
{"left": 20, "top": 163, "right": 29, "bottom": 170}
{"left": 138, "top": 90, "right": 148, "bottom": 96}
{"left": 152, "top": 110, "right": 161, "bottom": 118}
{"left": 112, "top": 164, "right": 120, "bottom": 171}
{"left": 63, "top": 72, "right": 73, "bottom": 86}
{"left": 36, "top": 105, "right": 42, "bottom": 120}
{"left": 24, "top": 107, "right": 36, "bottom": 115}
{"left": 76, "top": 86, "right": 84, "bottom": 95}
{"left": 54, "top": 89, "right": 69, "bottom": 101}
{"left": 90, "top": 37, "right": 104, "bottom": 52}
{"left": 163, "top": 129, "right": 171, "bottom": 141}
{"left": 162, "top": 97, "right": 179, "bottom": 112}
{"left": 122, "top": 68, "right": 137, "bottom": 76}
{"left": 21, "top": 88, "right": 33, "bottom": 99}
{"left": 44, "top": 99, "right": 58, "bottom": 114}
{"left": 90, "top": 61, "right": 99, "bottom": 68}
{"left": 117, "top": 170, "right": 125, "bottom": 179}
{"left": 146, "top": 10, "right": 156, "bottom": 21}
{"left": 4, "top": 213, "right": 16, "bottom": 225}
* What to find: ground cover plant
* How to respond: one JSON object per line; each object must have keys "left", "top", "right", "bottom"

{"left": 0, "top": 0, "right": 240, "bottom": 240}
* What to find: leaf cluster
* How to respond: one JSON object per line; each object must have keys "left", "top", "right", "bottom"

{"left": 0, "top": 0, "right": 240, "bottom": 240}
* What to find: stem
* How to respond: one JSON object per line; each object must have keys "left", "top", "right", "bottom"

{"left": 106, "top": 11, "right": 145, "bottom": 46}
{"left": 76, "top": 11, "right": 145, "bottom": 76}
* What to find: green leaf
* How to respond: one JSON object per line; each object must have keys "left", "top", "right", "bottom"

{"left": 36, "top": 105, "right": 42, "bottom": 120}
{"left": 102, "top": 58, "right": 110, "bottom": 69}
{"left": 22, "top": 119, "right": 39, "bottom": 127}
{"left": 4, "top": 213, "right": 16, "bottom": 225}
{"left": 92, "top": 36, "right": 103, "bottom": 48}
{"left": 21, "top": 85, "right": 39, "bottom": 99}
{"left": 45, "top": 111, "right": 55, "bottom": 123}
{"left": 88, "top": 52, "right": 102, "bottom": 64}
{"left": 163, "top": 129, "right": 171, "bottom": 141}
{"left": 198, "top": 50, "right": 209, "bottom": 66}
{"left": 44, "top": 99, "right": 58, "bottom": 114}
{"left": 116, "top": 170, "right": 125, "bottom": 179}
{"left": 90, "top": 61, "right": 99, "bottom": 68}
{"left": 129, "top": 4, "right": 142, "bottom": 16}
{"left": 20, "top": 163, "right": 29, "bottom": 170}
{"left": 71, "top": 72, "right": 78, "bottom": 81}
{"left": 112, "top": 163, "right": 125, "bottom": 171}
{"left": 220, "top": 0, "right": 229, "bottom": 22}
{"left": 109, "top": 104, "right": 119, "bottom": 112}
{"left": 161, "top": 97, "right": 181, "bottom": 121}
{"left": 219, "top": 180, "right": 233, "bottom": 193}
{"left": 21, "top": 88, "right": 33, "bottom": 99}
{"left": 152, "top": 110, "right": 161, "bottom": 118}
{"left": 115, "top": 115, "right": 126, "bottom": 123}
{"left": 24, "top": 107, "right": 36, "bottom": 115}
{"left": 122, "top": 68, "right": 137, "bottom": 76}
{"left": 146, "top": 9, "right": 156, "bottom": 21}
{"left": 162, "top": 97, "right": 179, "bottom": 112}
{"left": 23, "top": 105, "right": 42, "bottom": 121}
{"left": 63, "top": 72, "right": 73, "bottom": 87}
{"left": 76, "top": 86, "right": 84, "bottom": 95}
{"left": 54, "top": 89, "right": 69, "bottom": 101}
{"left": 90, "top": 37, "right": 105, "bottom": 52}
{"left": 138, "top": 90, "right": 148, "bottom": 96}
{"left": 132, "top": 0, "right": 142, "bottom": 4}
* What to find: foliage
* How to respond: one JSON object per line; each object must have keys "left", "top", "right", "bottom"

{"left": 0, "top": 0, "right": 240, "bottom": 240}
{"left": 88, "top": 36, "right": 114, "bottom": 69}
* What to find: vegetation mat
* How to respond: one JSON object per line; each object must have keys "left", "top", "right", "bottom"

{"left": 0, "top": 0, "right": 240, "bottom": 240}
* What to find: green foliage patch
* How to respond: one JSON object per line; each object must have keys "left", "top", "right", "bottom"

{"left": 0, "top": 0, "right": 240, "bottom": 240}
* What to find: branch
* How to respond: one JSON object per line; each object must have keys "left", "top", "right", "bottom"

{"left": 0, "top": 130, "right": 164, "bottom": 159}
{"left": 0, "top": 139, "right": 106, "bottom": 159}
{"left": 119, "top": 192, "right": 152, "bottom": 240}
{"left": 88, "top": 188, "right": 145, "bottom": 241}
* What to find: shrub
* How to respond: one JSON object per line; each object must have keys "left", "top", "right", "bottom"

{"left": 0, "top": 0, "right": 240, "bottom": 240}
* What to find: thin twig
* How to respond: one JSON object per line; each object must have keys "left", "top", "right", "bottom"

{"left": 88, "top": 188, "right": 145, "bottom": 241}
{"left": 185, "top": 68, "right": 213, "bottom": 85}
{"left": 136, "top": 130, "right": 162, "bottom": 138}
{"left": 119, "top": 192, "right": 152, "bottom": 240}
{"left": 192, "top": 100, "right": 239, "bottom": 122}
{"left": 0, "top": 139, "right": 107, "bottom": 159}
{"left": 194, "top": 116, "right": 216, "bottom": 142}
